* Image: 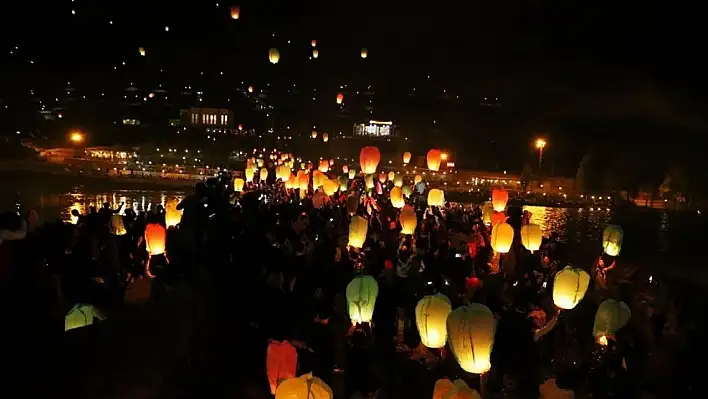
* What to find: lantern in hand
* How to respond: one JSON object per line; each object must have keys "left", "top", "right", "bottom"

{"left": 520, "top": 223, "right": 542, "bottom": 252}
{"left": 400, "top": 205, "right": 417, "bottom": 235}
{"left": 275, "top": 373, "right": 332, "bottom": 399}
{"left": 110, "top": 214, "right": 126, "bottom": 235}
{"left": 593, "top": 299, "right": 631, "bottom": 340}
{"left": 427, "top": 189, "right": 445, "bottom": 207}
{"left": 416, "top": 294, "right": 452, "bottom": 348}
{"left": 346, "top": 275, "right": 379, "bottom": 325}
{"left": 490, "top": 222, "right": 514, "bottom": 254}
{"left": 145, "top": 223, "right": 166, "bottom": 255}
{"left": 433, "top": 378, "right": 482, "bottom": 399}
{"left": 552, "top": 266, "right": 590, "bottom": 310}
{"left": 267, "top": 340, "right": 298, "bottom": 394}
{"left": 446, "top": 303, "right": 496, "bottom": 374}
{"left": 359, "top": 146, "right": 380, "bottom": 174}
{"left": 234, "top": 177, "right": 245, "bottom": 192}
{"left": 348, "top": 215, "right": 368, "bottom": 248}
{"left": 491, "top": 189, "right": 509, "bottom": 212}
{"left": 602, "top": 224, "right": 623, "bottom": 256}
{"left": 165, "top": 202, "right": 182, "bottom": 228}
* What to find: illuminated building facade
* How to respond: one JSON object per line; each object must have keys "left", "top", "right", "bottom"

{"left": 353, "top": 120, "right": 394, "bottom": 137}
{"left": 184, "top": 108, "right": 233, "bottom": 128}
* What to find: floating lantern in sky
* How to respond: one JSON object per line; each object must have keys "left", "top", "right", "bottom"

{"left": 359, "top": 146, "right": 380, "bottom": 174}
{"left": 491, "top": 189, "right": 509, "bottom": 212}
{"left": 490, "top": 222, "right": 514, "bottom": 253}
{"left": 311, "top": 39, "right": 317, "bottom": 47}
{"left": 394, "top": 175, "right": 403, "bottom": 187}
{"left": 427, "top": 149, "right": 442, "bottom": 171}
{"left": 269, "top": 48, "right": 280, "bottom": 64}
{"left": 415, "top": 294, "right": 452, "bottom": 348}
{"left": 403, "top": 151, "right": 412, "bottom": 164}
{"left": 390, "top": 187, "right": 405, "bottom": 208}
{"left": 520, "top": 223, "right": 542, "bottom": 252}
{"left": 602, "top": 225, "right": 623, "bottom": 257}
{"left": 348, "top": 215, "right": 368, "bottom": 249}
{"left": 346, "top": 195, "right": 359, "bottom": 215}
{"left": 230, "top": 5, "right": 240, "bottom": 19}
{"left": 553, "top": 266, "right": 590, "bottom": 310}
{"left": 414, "top": 174, "right": 422, "bottom": 185}
{"left": 346, "top": 275, "right": 378, "bottom": 324}
{"left": 427, "top": 189, "right": 445, "bottom": 207}
{"left": 233, "top": 177, "right": 245, "bottom": 192}
{"left": 322, "top": 132, "right": 328, "bottom": 142}
{"left": 248, "top": 85, "right": 253, "bottom": 93}
{"left": 336, "top": 93, "right": 344, "bottom": 104}
{"left": 260, "top": 167, "right": 268, "bottom": 181}
{"left": 348, "top": 169, "right": 356, "bottom": 179}
{"left": 311, "top": 130, "right": 317, "bottom": 139}
{"left": 145, "top": 223, "right": 166, "bottom": 256}
{"left": 400, "top": 205, "right": 417, "bottom": 234}
{"left": 360, "top": 48, "right": 368, "bottom": 58}
{"left": 312, "top": 49, "right": 319, "bottom": 59}
{"left": 138, "top": 47, "right": 146, "bottom": 56}
{"left": 446, "top": 303, "right": 496, "bottom": 374}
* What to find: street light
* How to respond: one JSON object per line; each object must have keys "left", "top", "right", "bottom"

{"left": 535, "top": 138, "right": 546, "bottom": 170}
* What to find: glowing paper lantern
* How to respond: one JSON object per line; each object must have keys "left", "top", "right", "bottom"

{"left": 284, "top": 175, "right": 295, "bottom": 189}
{"left": 311, "top": 40, "right": 317, "bottom": 47}
{"left": 346, "top": 275, "right": 378, "bottom": 324}
{"left": 312, "top": 49, "right": 319, "bottom": 59}
{"left": 65, "top": 303, "right": 105, "bottom": 331}
{"left": 482, "top": 202, "right": 494, "bottom": 225}
{"left": 348, "top": 215, "right": 368, "bottom": 248}
{"left": 390, "top": 186, "right": 405, "bottom": 208}
{"left": 490, "top": 211, "right": 506, "bottom": 226}
{"left": 337, "top": 175, "right": 348, "bottom": 191}
{"left": 312, "top": 170, "right": 325, "bottom": 188}
{"left": 346, "top": 195, "right": 359, "bottom": 215}
{"left": 322, "top": 132, "right": 328, "bottom": 142}
{"left": 230, "top": 5, "right": 240, "bottom": 19}
{"left": 323, "top": 179, "right": 338, "bottom": 196}
{"left": 379, "top": 172, "right": 387, "bottom": 183}
{"left": 110, "top": 214, "right": 126, "bottom": 235}
{"left": 311, "top": 130, "right": 317, "bottom": 139}
{"left": 277, "top": 165, "right": 291, "bottom": 181}
{"left": 427, "top": 149, "right": 442, "bottom": 171}
{"left": 275, "top": 373, "right": 332, "bottom": 399}
{"left": 403, "top": 151, "right": 412, "bottom": 164}
{"left": 267, "top": 340, "right": 298, "bottom": 395}
{"left": 348, "top": 169, "right": 356, "bottom": 179}
{"left": 446, "top": 303, "right": 496, "bottom": 374}
{"left": 298, "top": 173, "right": 309, "bottom": 192}
{"left": 318, "top": 160, "right": 329, "bottom": 173}
{"left": 248, "top": 85, "right": 254, "bottom": 93}
{"left": 593, "top": 299, "right": 631, "bottom": 339}
{"left": 393, "top": 175, "right": 403, "bottom": 187}
{"left": 388, "top": 171, "right": 395, "bottom": 181}
{"left": 260, "top": 168, "right": 269, "bottom": 181}
{"left": 360, "top": 48, "right": 368, "bottom": 58}
{"left": 433, "top": 379, "right": 482, "bottom": 399}
{"left": 364, "top": 174, "right": 374, "bottom": 189}
{"left": 414, "top": 174, "right": 422, "bottom": 185}
{"left": 553, "top": 266, "right": 590, "bottom": 310}
{"left": 400, "top": 205, "right": 417, "bottom": 235}
{"left": 491, "top": 189, "right": 509, "bottom": 212}
{"left": 415, "top": 294, "right": 452, "bottom": 348}
{"left": 342, "top": 165, "right": 349, "bottom": 174}
{"left": 269, "top": 48, "right": 280, "bottom": 64}
{"left": 336, "top": 93, "right": 344, "bottom": 104}
{"left": 138, "top": 47, "right": 146, "bottom": 56}
{"left": 244, "top": 168, "right": 254, "bottom": 183}
{"left": 490, "top": 222, "right": 514, "bottom": 254}
{"left": 602, "top": 224, "right": 623, "bottom": 257}
{"left": 402, "top": 186, "right": 412, "bottom": 198}
{"left": 312, "top": 192, "right": 328, "bottom": 208}
{"left": 165, "top": 202, "right": 182, "bottom": 228}
{"left": 427, "top": 189, "right": 445, "bottom": 207}
{"left": 145, "top": 223, "right": 166, "bottom": 255}
{"left": 520, "top": 223, "right": 542, "bottom": 252}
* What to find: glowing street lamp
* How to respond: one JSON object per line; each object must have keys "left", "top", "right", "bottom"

{"left": 535, "top": 138, "right": 546, "bottom": 169}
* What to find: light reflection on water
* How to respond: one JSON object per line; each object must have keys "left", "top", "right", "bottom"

{"left": 523, "top": 205, "right": 612, "bottom": 244}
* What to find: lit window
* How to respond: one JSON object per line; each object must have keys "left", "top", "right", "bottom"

{"left": 224, "top": 114, "right": 228, "bottom": 124}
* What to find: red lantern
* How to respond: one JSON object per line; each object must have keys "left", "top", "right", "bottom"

{"left": 266, "top": 340, "right": 298, "bottom": 395}
{"left": 359, "top": 146, "right": 380, "bottom": 174}
{"left": 384, "top": 259, "right": 394, "bottom": 269}
{"left": 336, "top": 93, "right": 344, "bottom": 104}
{"left": 465, "top": 277, "right": 481, "bottom": 290}
{"left": 491, "top": 211, "right": 506, "bottom": 226}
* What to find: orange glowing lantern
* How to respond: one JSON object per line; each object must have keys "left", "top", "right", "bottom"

{"left": 298, "top": 173, "right": 309, "bottom": 192}
{"left": 269, "top": 48, "right": 280, "bottom": 64}
{"left": 311, "top": 130, "right": 317, "bottom": 139}
{"left": 277, "top": 165, "right": 291, "bottom": 181}
{"left": 400, "top": 205, "right": 417, "bottom": 235}
{"left": 138, "top": 47, "right": 146, "bottom": 56}
{"left": 323, "top": 179, "right": 338, "bottom": 196}
{"left": 311, "top": 40, "right": 317, "bottom": 47}
{"left": 275, "top": 373, "right": 332, "bottom": 399}
{"left": 433, "top": 379, "right": 481, "bottom": 399}
{"left": 446, "top": 304, "right": 496, "bottom": 374}
{"left": 360, "top": 48, "right": 368, "bottom": 58}
{"left": 359, "top": 146, "right": 380, "bottom": 174}
{"left": 244, "top": 168, "right": 254, "bottom": 183}
{"left": 322, "top": 132, "right": 329, "bottom": 142}
{"left": 260, "top": 168, "right": 268, "bottom": 181}
{"left": 394, "top": 175, "right": 403, "bottom": 187}
{"left": 388, "top": 171, "right": 395, "bottom": 181}
{"left": 490, "top": 211, "right": 506, "bottom": 226}
{"left": 490, "top": 222, "right": 514, "bottom": 254}
{"left": 414, "top": 174, "right": 422, "bottom": 185}
{"left": 266, "top": 340, "right": 298, "bottom": 395}
{"left": 427, "top": 149, "right": 442, "bottom": 171}
{"left": 348, "top": 215, "right": 368, "bottom": 248}
{"left": 491, "top": 189, "right": 509, "bottom": 212}
{"left": 336, "top": 93, "right": 344, "bottom": 104}
{"left": 230, "top": 5, "right": 240, "bottom": 19}
{"left": 379, "top": 172, "right": 387, "bottom": 184}
{"left": 364, "top": 174, "right": 375, "bottom": 189}
{"left": 145, "top": 223, "right": 166, "bottom": 256}
{"left": 403, "top": 151, "right": 412, "bottom": 164}
{"left": 318, "top": 160, "right": 329, "bottom": 173}
{"left": 390, "top": 187, "right": 405, "bottom": 208}
{"left": 427, "top": 189, "right": 445, "bottom": 207}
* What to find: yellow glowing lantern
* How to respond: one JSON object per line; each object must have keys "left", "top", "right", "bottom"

{"left": 416, "top": 294, "right": 452, "bottom": 349}
{"left": 311, "top": 130, "right": 317, "bottom": 139}
{"left": 414, "top": 174, "right": 422, "bottom": 185}
{"left": 323, "top": 179, "right": 338, "bottom": 196}
{"left": 244, "top": 168, "right": 254, "bottom": 183}
{"left": 390, "top": 186, "right": 405, "bottom": 208}
{"left": 269, "top": 48, "right": 280, "bottom": 64}
{"left": 427, "top": 189, "right": 445, "bottom": 207}
{"left": 360, "top": 48, "right": 368, "bottom": 58}
{"left": 364, "top": 174, "right": 374, "bottom": 189}
{"left": 393, "top": 175, "right": 403, "bottom": 187}
{"left": 257, "top": 159, "right": 264, "bottom": 168}
{"left": 490, "top": 222, "right": 514, "bottom": 254}
{"left": 388, "top": 171, "right": 395, "bottom": 181}
{"left": 346, "top": 195, "right": 359, "bottom": 215}
{"left": 348, "top": 215, "right": 368, "bottom": 248}
{"left": 275, "top": 373, "right": 332, "bottom": 399}
{"left": 312, "top": 170, "right": 325, "bottom": 188}
{"left": 65, "top": 303, "right": 105, "bottom": 331}
{"left": 336, "top": 93, "right": 344, "bottom": 104}
{"left": 318, "top": 160, "right": 329, "bottom": 173}
{"left": 593, "top": 299, "right": 631, "bottom": 339}
{"left": 602, "top": 225, "right": 623, "bottom": 257}
{"left": 138, "top": 47, "right": 146, "bottom": 56}
{"left": 427, "top": 149, "right": 442, "bottom": 171}
{"left": 145, "top": 223, "right": 166, "bottom": 256}
{"left": 311, "top": 40, "right": 317, "bottom": 47}
{"left": 348, "top": 169, "right": 356, "bottom": 179}
{"left": 359, "top": 146, "right": 380, "bottom": 174}
{"left": 403, "top": 151, "right": 412, "bottom": 164}
{"left": 312, "top": 49, "right": 319, "bottom": 59}
{"left": 446, "top": 303, "right": 496, "bottom": 374}
{"left": 286, "top": 174, "right": 296, "bottom": 189}
{"left": 402, "top": 186, "right": 412, "bottom": 198}
{"left": 346, "top": 275, "right": 378, "bottom": 324}
{"left": 248, "top": 85, "right": 253, "bottom": 93}
{"left": 491, "top": 189, "right": 509, "bottom": 212}
{"left": 482, "top": 202, "right": 494, "bottom": 225}
{"left": 400, "top": 205, "right": 417, "bottom": 235}
{"left": 553, "top": 266, "right": 591, "bottom": 310}
{"left": 329, "top": 158, "right": 334, "bottom": 166}
{"left": 165, "top": 203, "right": 182, "bottom": 228}
{"left": 259, "top": 168, "right": 268, "bottom": 181}
{"left": 110, "top": 214, "right": 126, "bottom": 235}
{"left": 342, "top": 165, "right": 349, "bottom": 174}
{"left": 520, "top": 223, "right": 542, "bottom": 253}
{"left": 322, "top": 132, "right": 329, "bottom": 142}
{"left": 277, "top": 165, "right": 291, "bottom": 181}
{"left": 379, "top": 172, "right": 387, "bottom": 184}
{"left": 230, "top": 5, "right": 240, "bottom": 19}
{"left": 433, "top": 379, "right": 482, "bottom": 399}
{"left": 298, "top": 173, "right": 309, "bottom": 192}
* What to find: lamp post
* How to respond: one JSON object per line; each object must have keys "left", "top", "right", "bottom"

{"left": 535, "top": 138, "right": 546, "bottom": 170}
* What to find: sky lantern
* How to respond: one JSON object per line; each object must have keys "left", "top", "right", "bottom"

{"left": 312, "top": 49, "right": 319, "bottom": 59}
{"left": 269, "top": 48, "right": 280, "bottom": 64}
{"left": 248, "top": 85, "right": 254, "bottom": 93}
{"left": 312, "top": 191, "right": 329, "bottom": 208}
{"left": 400, "top": 205, "right": 417, "bottom": 234}
{"left": 520, "top": 224, "right": 542, "bottom": 252}
{"left": 348, "top": 169, "right": 356, "bottom": 179}
{"left": 165, "top": 202, "right": 182, "bottom": 228}
{"left": 414, "top": 174, "right": 422, "bottom": 185}
{"left": 342, "top": 165, "right": 349, "bottom": 174}
{"left": 359, "top": 146, "right": 380, "bottom": 174}
{"left": 311, "top": 130, "right": 317, "bottom": 139}
{"left": 403, "top": 151, "right": 412, "bottom": 164}
{"left": 393, "top": 175, "right": 403, "bottom": 187}
{"left": 388, "top": 171, "right": 395, "bottom": 181}
{"left": 390, "top": 187, "right": 405, "bottom": 208}
{"left": 364, "top": 174, "right": 374, "bottom": 189}
{"left": 260, "top": 167, "right": 268, "bottom": 181}
{"left": 490, "top": 222, "right": 514, "bottom": 253}
{"left": 378, "top": 172, "right": 387, "bottom": 184}
{"left": 323, "top": 179, "right": 338, "bottom": 196}
{"left": 593, "top": 299, "right": 631, "bottom": 342}
{"left": 481, "top": 203, "right": 494, "bottom": 225}
{"left": 553, "top": 266, "right": 590, "bottom": 310}
{"left": 285, "top": 175, "right": 296, "bottom": 189}
{"left": 433, "top": 379, "right": 481, "bottom": 399}
{"left": 491, "top": 189, "right": 509, "bottom": 212}
{"left": 427, "top": 149, "right": 442, "bottom": 171}
{"left": 415, "top": 294, "right": 452, "bottom": 348}
{"left": 427, "top": 189, "right": 445, "bottom": 207}
{"left": 318, "top": 160, "right": 329, "bottom": 173}
{"left": 234, "top": 177, "right": 245, "bottom": 192}
{"left": 446, "top": 303, "right": 496, "bottom": 374}
{"left": 267, "top": 340, "right": 298, "bottom": 395}
{"left": 602, "top": 225, "right": 623, "bottom": 257}
{"left": 65, "top": 304, "right": 105, "bottom": 331}
{"left": 490, "top": 211, "right": 506, "bottom": 226}
{"left": 275, "top": 373, "right": 332, "bottom": 399}
{"left": 312, "top": 170, "right": 325, "bottom": 188}
{"left": 277, "top": 165, "right": 291, "bottom": 181}
{"left": 346, "top": 275, "right": 378, "bottom": 325}
{"left": 244, "top": 168, "right": 254, "bottom": 183}
{"left": 311, "top": 39, "right": 317, "bottom": 47}
{"left": 360, "top": 48, "right": 368, "bottom": 58}
{"left": 298, "top": 173, "right": 309, "bottom": 192}
{"left": 336, "top": 93, "right": 344, "bottom": 104}
{"left": 346, "top": 195, "right": 359, "bottom": 215}
{"left": 337, "top": 175, "right": 348, "bottom": 191}
{"left": 322, "top": 132, "right": 329, "bottom": 142}
{"left": 110, "top": 214, "right": 126, "bottom": 235}
{"left": 138, "top": 47, "right": 146, "bottom": 56}
{"left": 145, "top": 223, "right": 166, "bottom": 256}
{"left": 348, "top": 215, "right": 368, "bottom": 249}
{"left": 230, "top": 5, "right": 240, "bottom": 19}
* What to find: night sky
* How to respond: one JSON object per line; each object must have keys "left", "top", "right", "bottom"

{"left": 1, "top": 1, "right": 706, "bottom": 172}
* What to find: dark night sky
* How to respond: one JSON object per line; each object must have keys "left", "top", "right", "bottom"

{"left": 1, "top": 1, "right": 706, "bottom": 160}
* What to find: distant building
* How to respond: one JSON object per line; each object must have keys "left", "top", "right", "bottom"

{"left": 353, "top": 120, "right": 394, "bottom": 137}
{"left": 183, "top": 107, "right": 233, "bottom": 128}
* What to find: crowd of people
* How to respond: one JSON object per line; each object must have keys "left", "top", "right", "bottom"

{"left": 0, "top": 172, "right": 703, "bottom": 398}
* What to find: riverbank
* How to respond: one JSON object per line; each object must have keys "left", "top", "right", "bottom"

{"left": 0, "top": 169, "right": 196, "bottom": 192}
